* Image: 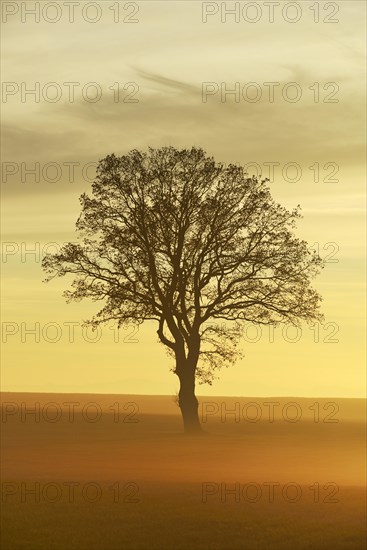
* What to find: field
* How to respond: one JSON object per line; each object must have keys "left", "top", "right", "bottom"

{"left": 1, "top": 394, "right": 366, "bottom": 550}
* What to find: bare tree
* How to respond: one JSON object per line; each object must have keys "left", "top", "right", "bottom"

{"left": 43, "top": 147, "right": 323, "bottom": 433}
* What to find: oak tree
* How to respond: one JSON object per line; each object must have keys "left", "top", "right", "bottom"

{"left": 43, "top": 147, "right": 323, "bottom": 433}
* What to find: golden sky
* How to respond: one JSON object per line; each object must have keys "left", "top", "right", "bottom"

{"left": 1, "top": 0, "right": 366, "bottom": 396}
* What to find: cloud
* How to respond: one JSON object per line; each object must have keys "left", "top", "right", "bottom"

{"left": 130, "top": 68, "right": 199, "bottom": 95}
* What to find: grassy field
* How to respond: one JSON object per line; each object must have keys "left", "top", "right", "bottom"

{"left": 1, "top": 394, "right": 366, "bottom": 549}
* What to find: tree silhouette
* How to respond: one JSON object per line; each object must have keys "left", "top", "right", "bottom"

{"left": 43, "top": 147, "right": 323, "bottom": 433}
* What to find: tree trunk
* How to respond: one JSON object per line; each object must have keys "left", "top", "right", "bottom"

{"left": 178, "top": 367, "right": 203, "bottom": 434}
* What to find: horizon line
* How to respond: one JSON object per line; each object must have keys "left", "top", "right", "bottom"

{"left": 0, "top": 391, "right": 365, "bottom": 400}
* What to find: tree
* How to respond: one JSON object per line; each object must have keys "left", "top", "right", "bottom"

{"left": 43, "top": 147, "right": 323, "bottom": 433}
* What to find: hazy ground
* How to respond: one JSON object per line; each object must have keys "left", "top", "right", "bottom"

{"left": 1, "top": 393, "right": 366, "bottom": 549}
